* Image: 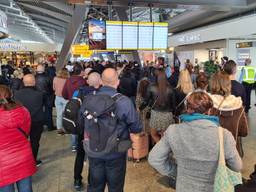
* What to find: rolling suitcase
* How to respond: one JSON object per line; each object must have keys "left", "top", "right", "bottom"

{"left": 128, "top": 132, "right": 149, "bottom": 162}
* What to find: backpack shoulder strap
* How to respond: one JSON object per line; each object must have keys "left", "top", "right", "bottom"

{"left": 112, "top": 93, "right": 123, "bottom": 102}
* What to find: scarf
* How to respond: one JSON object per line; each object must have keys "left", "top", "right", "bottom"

{"left": 180, "top": 113, "right": 220, "bottom": 125}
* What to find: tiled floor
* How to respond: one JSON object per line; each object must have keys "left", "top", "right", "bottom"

{"left": 32, "top": 107, "right": 256, "bottom": 192}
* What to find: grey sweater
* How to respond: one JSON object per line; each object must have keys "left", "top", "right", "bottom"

{"left": 148, "top": 119, "right": 242, "bottom": 192}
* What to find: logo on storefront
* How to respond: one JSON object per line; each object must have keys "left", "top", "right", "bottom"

{"left": 0, "top": 43, "right": 28, "bottom": 51}
{"left": 178, "top": 34, "right": 201, "bottom": 43}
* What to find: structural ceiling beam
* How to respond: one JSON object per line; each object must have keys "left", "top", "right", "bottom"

{"left": 73, "top": 0, "right": 247, "bottom": 8}
{"left": 42, "top": 1, "right": 74, "bottom": 16}
{"left": 56, "top": 5, "right": 89, "bottom": 70}
{"left": 17, "top": 2, "right": 71, "bottom": 22}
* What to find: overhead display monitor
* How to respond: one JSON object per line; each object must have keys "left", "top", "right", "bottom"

{"left": 153, "top": 22, "right": 168, "bottom": 50}
{"left": 138, "top": 22, "right": 154, "bottom": 50}
{"left": 106, "top": 21, "right": 122, "bottom": 50}
{"left": 89, "top": 20, "right": 168, "bottom": 50}
{"left": 122, "top": 21, "right": 138, "bottom": 50}
{"left": 88, "top": 19, "right": 106, "bottom": 50}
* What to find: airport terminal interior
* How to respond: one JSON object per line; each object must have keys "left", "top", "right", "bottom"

{"left": 1, "top": 0, "right": 256, "bottom": 192}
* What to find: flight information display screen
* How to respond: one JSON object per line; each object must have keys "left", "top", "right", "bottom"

{"left": 106, "top": 21, "right": 122, "bottom": 50}
{"left": 88, "top": 20, "right": 168, "bottom": 50}
{"left": 122, "top": 21, "right": 138, "bottom": 49}
{"left": 153, "top": 22, "right": 168, "bottom": 49}
{"left": 138, "top": 22, "right": 154, "bottom": 50}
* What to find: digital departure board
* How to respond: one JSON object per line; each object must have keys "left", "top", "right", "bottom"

{"left": 106, "top": 21, "right": 122, "bottom": 50}
{"left": 88, "top": 20, "right": 168, "bottom": 50}
{"left": 153, "top": 22, "right": 168, "bottom": 49}
{"left": 138, "top": 22, "right": 154, "bottom": 50}
{"left": 122, "top": 21, "right": 138, "bottom": 50}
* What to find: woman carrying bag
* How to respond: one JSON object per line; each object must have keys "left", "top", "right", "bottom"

{"left": 209, "top": 72, "right": 248, "bottom": 157}
{"left": 140, "top": 70, "right": 175, "bottom": 143}
{"left": 148, "top": 91, "right": 242, "bottom": 192}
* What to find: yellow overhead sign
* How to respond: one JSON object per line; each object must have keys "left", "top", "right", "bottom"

{"left": 71, "top": 44, "right": 93, "bottom": 58}
{"left": 71, "top": 44, "right": 89, "bottom": 54}
{"left": 81, "top": 50, "right": 93, "bottom": 58}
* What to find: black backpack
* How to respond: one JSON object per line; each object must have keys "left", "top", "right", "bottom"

{"left": 81, "top": 93, "right": 131, "bottom": 158}
{"left": 62, "top": 90, "right": 83, "bottom": 134}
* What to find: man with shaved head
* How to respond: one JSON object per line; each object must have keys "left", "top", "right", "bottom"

{"left": 84, "top": 68, "right": 142, "bottom": 192}
{"left": 73, "top": 71, "right": 102, "bottom": 190}
{"left": 14, "top": 74, "right": 44, "bottom": 167}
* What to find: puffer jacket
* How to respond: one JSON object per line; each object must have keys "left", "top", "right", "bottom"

{"left": 0, "top": 106, "right": 36, "bottom": 187}
{"left": 210, "top": 94, "right": 249, "bottom": 156}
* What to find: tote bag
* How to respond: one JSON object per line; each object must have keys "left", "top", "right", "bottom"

{"left": 214, "top": 127, "right": 242, "bottom": 192}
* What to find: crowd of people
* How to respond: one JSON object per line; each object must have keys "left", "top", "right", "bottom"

{"left": 0, "top": 57, "right": 254, "bottom": 192}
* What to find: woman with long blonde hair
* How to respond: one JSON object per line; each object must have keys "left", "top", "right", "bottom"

{"left": 174, "top": 69, "right": 194, "bottom": 117}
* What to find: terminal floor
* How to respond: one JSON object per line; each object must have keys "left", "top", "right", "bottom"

{"left": 32, "top": 109, "right": 256, "bottom": 192}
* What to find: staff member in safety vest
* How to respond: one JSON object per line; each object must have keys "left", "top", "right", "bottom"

{"left": 239, "top": 58, "right": 256, "bottom": 113}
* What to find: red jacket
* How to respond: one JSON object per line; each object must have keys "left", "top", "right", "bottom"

{"left": 0, "top": 106, "right": 37, "bottom": 187}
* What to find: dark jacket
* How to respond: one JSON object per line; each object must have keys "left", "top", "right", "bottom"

{"left": 14, "top": 86, "right": 44, "bottom": 122}
{"left": 81, "top": 86, "right": 142, "bottom": 160}
{"left": 10, "top": 78, "right": 23, "bottom": 91}
{"left": 142, "top": 83, "right": 175, "bottom": 112}
{"left": 118, "top": 73, "right": 137, "bottom": 98}
{"left": 168, "top": 71, "right": 179, "bottom": 88}
{"left": 62, "top": 76, "right": 85, "bottom": 100}
{"left": 35, "top": 72, "right": 53, "bottom": 96}
{"left": 231, "top": 80, "right": 246, "bottom": 107}
{"left": 174, "top": 88, "right": 187, "bottom": 116}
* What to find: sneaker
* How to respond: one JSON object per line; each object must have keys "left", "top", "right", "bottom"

{"left": 74, "top": 179, "right": 82, "bottom": 190}
{"left": 72, "top": 146, "right": 77, "bottom": 152}
{"left": 36, "top": 160, "right": 42, "bottom": 167}
{"left": 57, "top": 129, "right": 65, "bottom": 135}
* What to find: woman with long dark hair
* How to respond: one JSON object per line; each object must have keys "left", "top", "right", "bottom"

{"left": 0, "top": 85, "right": 36, "bottom": 192}
{"left": 141, "top": 70, "right": 175, "bottom": 143}
{"left": 136, "top": 77, "right": 150, "bottom": 133}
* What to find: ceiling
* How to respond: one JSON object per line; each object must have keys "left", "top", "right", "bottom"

{"left": 0, "top": 0, "right": 256, "bottom": 44}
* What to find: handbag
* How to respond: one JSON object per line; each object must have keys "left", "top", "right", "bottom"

{"left": 145, "top": 97, "right": 158, "bottom": 119}
{"left": 214, "top": 127, "right": 242, "bottom": 192}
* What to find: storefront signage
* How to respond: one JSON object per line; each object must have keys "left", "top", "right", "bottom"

{"left": 177, "top": 34, "right": 201, "bottom": 43}
{"left": 0, "top": 43, "right": 28, "bottom": 51}
{"left": 236, "top": 42, "right": 253, "bottom": 48}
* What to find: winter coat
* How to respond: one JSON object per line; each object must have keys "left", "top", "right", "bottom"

{"left": 0, "top": 106, "right": 36, "bottom": 187}
{"left": 210, "top": 94, "right": 248, "bottom": 156}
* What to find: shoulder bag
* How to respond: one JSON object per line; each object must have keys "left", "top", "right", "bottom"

{"left": 214, "top": 127, "right": 242, "bottom": 192}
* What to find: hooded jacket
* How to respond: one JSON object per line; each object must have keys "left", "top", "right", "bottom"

{"left": 210, "top": 94, "right": 248, "bottom": 156}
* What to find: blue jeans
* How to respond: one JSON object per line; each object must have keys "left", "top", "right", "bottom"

{"left": 71, "top": 134, "right": 78, "bottom": 148}
{"left": 0, "top": 176, "right": 32, "bottom": 192}
{"left": 87, "top": 155, "right": 127, "bottom": 192}
{"left": 55, "top": 96, "right": 68, "bottom": 129}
